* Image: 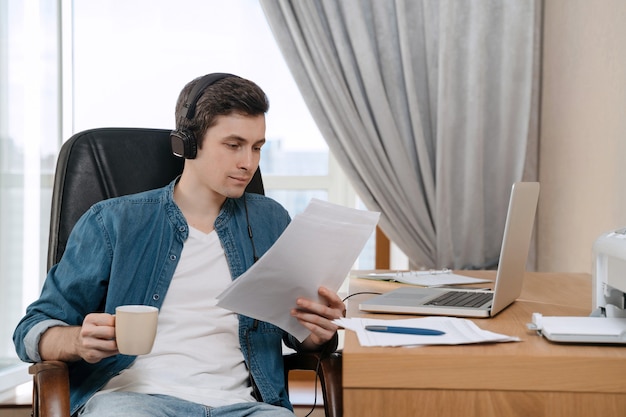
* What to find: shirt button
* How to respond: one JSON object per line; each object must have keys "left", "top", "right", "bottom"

{"left": 179, "top": 226, "right": 186, "bottom": 232}
{"left": 153, "top": 294, "right": 160, "bottom": 301}
{"left": 170, "top": 254, "right": 176, "bottom": 261}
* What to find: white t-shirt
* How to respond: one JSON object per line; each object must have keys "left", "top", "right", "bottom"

{"left": 101, "top": 227, "right": 255, "bottom": 407}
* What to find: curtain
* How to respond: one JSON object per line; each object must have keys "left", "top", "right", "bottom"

{"left": 260, "top": 0, "right": 541, "bottom": 269}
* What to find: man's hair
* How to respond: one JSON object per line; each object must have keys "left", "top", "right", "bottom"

{"left": 174, "top": 75, "right": 269, "bottom": 148}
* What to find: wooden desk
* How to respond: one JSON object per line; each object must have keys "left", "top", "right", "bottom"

{"left": 343, "top": 272, "right": 626, "bottom": 417}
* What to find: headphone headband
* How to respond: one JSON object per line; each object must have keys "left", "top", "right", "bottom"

{"left": 181, "top": 72, "right": 237, "bottom": 120}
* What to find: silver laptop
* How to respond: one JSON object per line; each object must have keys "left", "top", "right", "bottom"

{"left": 359, "top": 182, "right": 540, "bottom": 318}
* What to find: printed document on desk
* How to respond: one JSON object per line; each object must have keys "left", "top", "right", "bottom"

{"left": 335, "top": 317, "right": 519, "bottom": 347}
{"left": 217, "top": 199, "right": 380, "bottom": 342}
{"left": 358, "top": 270, "right": 492, "bottom": 287}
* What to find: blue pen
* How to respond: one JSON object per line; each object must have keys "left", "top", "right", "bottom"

{"left": 365, "top": 325, "right": 445, "bottom": 336}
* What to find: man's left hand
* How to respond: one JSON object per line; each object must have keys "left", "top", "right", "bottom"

{"left": 291, "top": 286, "right": 346, "bottom": 350}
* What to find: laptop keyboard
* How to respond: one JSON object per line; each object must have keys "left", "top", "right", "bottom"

{"left": 425, "top": 291, "right": 493, "bottom": 308}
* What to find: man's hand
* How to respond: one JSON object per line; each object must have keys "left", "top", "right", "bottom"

{"left": 291, "top": 286, "right": 346, "bottom": 350}
{"left": 39, "top": 313, "right": 119, "bottom": 363}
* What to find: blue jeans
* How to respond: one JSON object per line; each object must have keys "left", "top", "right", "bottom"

{"left": 77, "top": 392, "right": 296, "bottom": 417}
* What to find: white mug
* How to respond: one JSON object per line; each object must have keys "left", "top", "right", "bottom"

{"left": 115, "top": 305, "right": 158, "bottom": 355}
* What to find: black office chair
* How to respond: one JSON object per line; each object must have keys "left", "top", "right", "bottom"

{"left": 29, "top": 127, "right": 342, "bottom": 417}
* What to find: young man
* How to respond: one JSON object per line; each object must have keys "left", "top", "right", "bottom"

{"left": 14, "top": 73, "right": 345, "bottom": 417}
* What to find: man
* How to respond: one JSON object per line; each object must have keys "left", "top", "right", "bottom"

{"left": 14, "top": 73, "right": 345, "bottom": 417}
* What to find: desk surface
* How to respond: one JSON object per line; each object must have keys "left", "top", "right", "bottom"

{"left": 343, "top": 271, "right": 626, "bottom": 417}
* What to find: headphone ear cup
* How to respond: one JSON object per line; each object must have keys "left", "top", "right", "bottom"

{"left": 172, "top": 74, "right": 235, "bottom": 160}
{"left": 170, "top": 129, "right": 197, "bottom": 159}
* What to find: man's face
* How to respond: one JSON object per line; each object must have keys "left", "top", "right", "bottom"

{"left": 187, "top": 113, "right": 266, "bottom": 200}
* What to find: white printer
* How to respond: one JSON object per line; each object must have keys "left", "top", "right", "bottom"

{"left": 592, "top": 227, "right": 626, "bottom": 318}
{"left": 528, "top": 228, "right": 626, "bottom": 343}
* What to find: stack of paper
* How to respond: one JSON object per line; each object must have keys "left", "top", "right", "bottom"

{"left": 217, "top": 199, "right": 380, "bottom": 341}
{"left": 335, "top": 317, "right": 519, "bottom": 347}
{"left": 529, "top": 313, "right": 626, "bottom": 344}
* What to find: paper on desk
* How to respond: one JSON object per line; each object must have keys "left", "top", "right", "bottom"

{"left": 216, "top": 199, "right": 380, "bottom": 342}
{"left": 358, "top": 270, "right": 492, "bottom": 287}
{"left": 335, "top": 317, "right": 519, "bottom": 347}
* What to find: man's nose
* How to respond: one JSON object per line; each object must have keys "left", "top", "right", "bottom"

{"left": 238, "top": 149, "right": 255, "bottom": 170}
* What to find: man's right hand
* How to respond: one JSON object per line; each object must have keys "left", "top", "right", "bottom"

{"left": 39, "top": 313, "right": 119, "bottom": 363}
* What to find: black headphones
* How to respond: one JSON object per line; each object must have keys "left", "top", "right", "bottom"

{"left": 170, "top": 73, "right": 236, "bottom": 159}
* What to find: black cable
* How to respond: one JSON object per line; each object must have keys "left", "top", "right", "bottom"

{"left": 301, "top": 291, "right": 382, "bottom": 416}
{"left": 342, "top": 291, "right": 382, "bottom": 302}
{"left": 302, "top": 337, "right": 334, "bottom": 417}
{"left": 243, "top": 193, "right": 259, "bottom": 263}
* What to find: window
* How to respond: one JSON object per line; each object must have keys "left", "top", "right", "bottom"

{"left": 1, "top": 0, "right": 376, "bottom": 381}
{"left": 0, "top": 0, "right": 60, "bottom": 385}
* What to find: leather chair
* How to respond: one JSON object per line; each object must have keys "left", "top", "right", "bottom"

{"left": 29, "top": 127, "right": 343, "bottom": 417}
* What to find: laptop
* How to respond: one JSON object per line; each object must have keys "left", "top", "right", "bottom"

{"left": 359, "top": 182, "right": 540, "bottom": 318}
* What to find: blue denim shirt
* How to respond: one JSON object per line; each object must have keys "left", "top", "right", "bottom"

{"left": 13, "top": 179, "right": 302, "bottom": 415}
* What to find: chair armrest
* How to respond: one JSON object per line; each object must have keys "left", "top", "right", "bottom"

{"left": 29, "top": 361, "right": 71, "bottom": 417}
{"left": 284, "top": 351, "right": 343, "bottom": 417}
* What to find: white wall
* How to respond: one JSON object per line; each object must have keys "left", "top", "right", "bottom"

{"left": 538, "top": 0, "right": 626, "bottom": 272}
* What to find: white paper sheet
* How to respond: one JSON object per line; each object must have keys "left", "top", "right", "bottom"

{"left": 335, "top": 317, "right": 520, "bottom": 347}
{"left": 216, "top": 199, "right": 380, "bottom": 341}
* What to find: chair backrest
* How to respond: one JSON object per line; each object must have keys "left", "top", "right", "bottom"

{"left": 48, "top": 127, "right": 264, "bottom": 270}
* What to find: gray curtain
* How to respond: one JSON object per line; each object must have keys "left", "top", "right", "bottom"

{"left": 260, "top": 0, "right": 541, "bottom": 269}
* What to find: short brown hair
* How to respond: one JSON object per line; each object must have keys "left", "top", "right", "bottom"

{"left": 174, "top": 74, "right": 269, "bottom": 148}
